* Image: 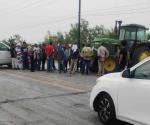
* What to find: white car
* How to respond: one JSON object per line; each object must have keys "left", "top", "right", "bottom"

{"left": 90, "top": 57, "right": 150, "bottom": 125}
{"left": 0, "top": 42, "right": 11, "bottom": 66}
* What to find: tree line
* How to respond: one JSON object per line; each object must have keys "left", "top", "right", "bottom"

{"left": 1, "top": 19, "right": 150, "bottom": 46}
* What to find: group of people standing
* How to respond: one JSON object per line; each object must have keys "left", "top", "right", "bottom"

{"left": 10, "top": 40, "right": 128, "bottom": 76}
{"left": 10, "top": 42, "right": 48, "bottom": 72}
{"left": 9, "top": 42, "right": 94, "bottom": 75}
{"left": 57, "top": 43, "right": 93, "bottom": 75}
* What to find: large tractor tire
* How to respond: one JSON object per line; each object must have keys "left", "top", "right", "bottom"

{"left": 132, "top": 45, "right": 150, "bottom": 65}
{"left": 90, "top": 57, "right": 117, "bottom": 73}
{"left": 104, "top": 57, "right": 116, "bottom": 73}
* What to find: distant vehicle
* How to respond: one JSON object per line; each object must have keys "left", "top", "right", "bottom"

{"left": 0, "top": 42, "right": 11, "bottom": 67}
{"left": 90, "top": 24, "right": 150, "bottom": 73}
{"left": 90, "top": 56, "right": 150, "bottom": 125}
{"left": 119, "top": 24, "right": 150, "bottom": 66}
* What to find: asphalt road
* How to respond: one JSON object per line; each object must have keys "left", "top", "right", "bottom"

{"left": 0, "top": 69, "right": 130, "bottom": 125}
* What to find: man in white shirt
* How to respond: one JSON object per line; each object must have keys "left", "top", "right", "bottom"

{"left": 97, "top": 43, "right": 109, "bottom": 76}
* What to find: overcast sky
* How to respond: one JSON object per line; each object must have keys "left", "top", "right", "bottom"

{"left": 0, "top": 0, "right": 150, "bottom": 43}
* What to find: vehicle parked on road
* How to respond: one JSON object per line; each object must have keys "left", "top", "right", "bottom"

{"left": 90, "top": 24, "right": 150, "bottom": 73}
{"left": 90, "top": 56, "right": 150, "bottom": 125}
{"left": 0, "top": 42, "right": 11, "bottom": 67}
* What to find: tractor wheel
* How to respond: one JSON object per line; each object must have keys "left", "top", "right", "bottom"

{"left": 104, "top": 58, "right": 116, "bottom": 73}
{"left": 132, "top": 46, "right": 150, "bottom": 65}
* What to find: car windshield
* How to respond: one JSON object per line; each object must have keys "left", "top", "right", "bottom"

{"left": 133, "top": 60, "right": 150, "bottom": 79}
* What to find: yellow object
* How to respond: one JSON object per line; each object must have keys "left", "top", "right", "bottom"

{"left": 104, "top": 58, "right": 116, "bottom": 72}
{"left": 139, "top": 51, "right": 150, "bottom": 61}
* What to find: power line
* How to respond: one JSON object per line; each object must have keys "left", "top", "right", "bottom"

{"left": 7, "top": 16, "right": 77, "bottom": 32}
{"left": 1, "top": 0, "right": 150, "bottom": 34}
{"left": 83, "top": 6, "right": 150, "bottom": 16}
{"left": 4, "top": 8, "right": 150, "bottom": 33}
{"left": 0, "top": 0, "right": 40, "bottom": 15}
{"left": 13, "top": 0, "right": 57, "bottom": 15}
{"left": 0, "top": 0, "right": 27, "bottom": 11}
{"left": 0, "top": 0, "right": 55, "bottom": 16}
{"left": 83, "top": 0, "right": 149, "bottom": 14}
{"left": 83, "top": 9, "right": 150, "bottom": 18}
{"left": 0, "top": 0, "right": 148, "bottom": 17}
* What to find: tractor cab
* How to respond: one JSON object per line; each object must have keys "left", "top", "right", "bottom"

{"left": 119, "top": 24, "right": 150, "bottom": 65}
{"left": 119, "top": 24, "right": 148, "bottom": 48}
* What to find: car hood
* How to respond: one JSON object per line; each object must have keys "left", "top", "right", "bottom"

{"left": 97, "top": 72, "right": 122, "bottom": 82}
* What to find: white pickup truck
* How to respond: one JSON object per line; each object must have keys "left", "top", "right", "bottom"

{"left": 0, "top": 42, "right": 11, "bottom": 67}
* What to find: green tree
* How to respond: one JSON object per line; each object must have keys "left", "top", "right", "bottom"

{"left": 56, "top": 32, "right": 65, "bottom": 44}
{"left": 66, "top": 20, "right": 116, "bottom": 46}
{"left": 45, "top": 19, "right": 117, "bottom": 48}
{"left": 66, "top": 19, "right": 89, "bottom": 46}
{"left": 6, "top": 34, "right": 25, "bottom": 46}
{"left": 88, "top": 25, "right": 107, "bottom": 42}
{"left": 103, "top": 28, "right": 117, "bottom": 39}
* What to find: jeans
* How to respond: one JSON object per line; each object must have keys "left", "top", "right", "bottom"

{"left": 42, "top": 58, "right": 46, "bottom": 70}
{"left": 37, "top": 59, "right": 41, "bottom": 71}
{"left": 69, "top": 59, "right": 78, "bottom": 74}
{"left": 11, "top": 58, "right": 17, "bottom": 69}
{"left": 79, "top": 57, "right": 84, "bottom": 72}
{"left": 47, "top": 56, "right": 53, "bottom": 72}
{"left": 23, "top": 55, "right": 29, "bottom": 69}
{"left": 58, "top": 59, "right": 65, "bottom": 73}
{"left": 30, "top": 56, "right": 35, "bottom": 72}
{"left": 53, "top": 59, "right": 56, "bottom": 70}
{"left": 64, "top": 59, "right": 69, "bottom": 71}
{"left": 98, "top": 61, "right": 105, "bottom": 76}
{"left": 81, "top": 60, "right": 91, "bottom": 75}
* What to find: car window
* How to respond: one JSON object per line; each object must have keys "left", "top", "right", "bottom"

{"left": 0, "top": 43, "right": 9, "bottom": 51}
{"left": 133, "top": 60, "right": 150, "bottom": 80}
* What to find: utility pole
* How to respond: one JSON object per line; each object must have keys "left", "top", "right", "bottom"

{"left": 78, "top": 0, "right": 81, "bottom": 50}
{"left": 114, "top": 20, "right": 122, "bottom": 39}
{"left": 118, "top": 20, "right": 122, "bottom": 39}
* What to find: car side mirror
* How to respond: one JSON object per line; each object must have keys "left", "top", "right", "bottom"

{"left": 122, "top": 68, "right": 131, "bottom": 78}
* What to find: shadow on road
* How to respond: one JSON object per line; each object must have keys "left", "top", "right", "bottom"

{"left": 0, "top": 66, "right": 10, "bottom": 69}
{"left": 115, "top": 120, "right": 132, "bottom": 125}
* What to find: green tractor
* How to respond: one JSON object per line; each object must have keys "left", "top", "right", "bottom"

{"left": 119, "top": 24, "right": 150, "bottom": 66}
{"left": 90, "top": 38, "right": 120, "bottom": 72}
{"left": 90, "top": 24, "right": 150, "bottom": 73}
